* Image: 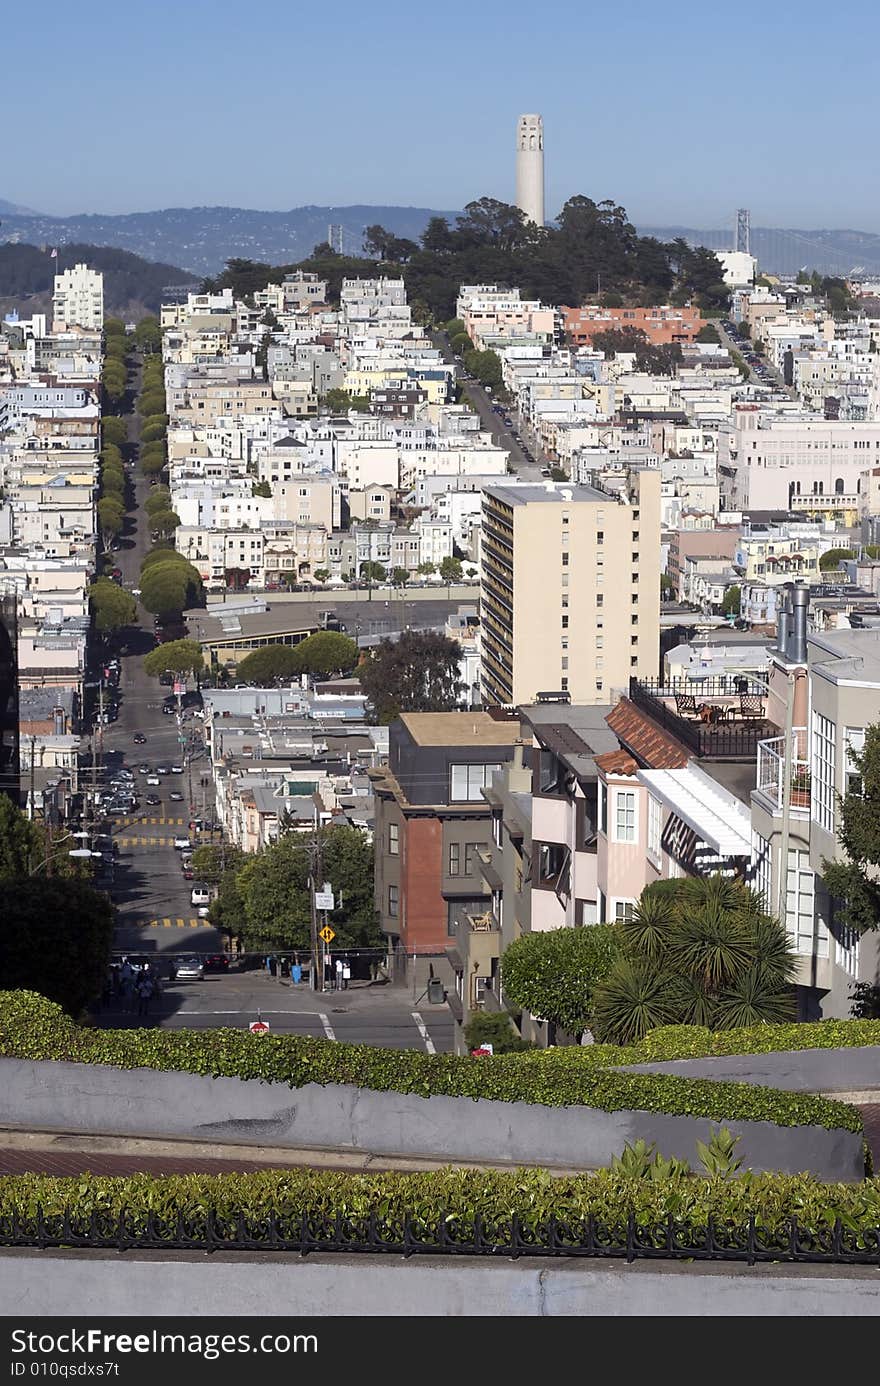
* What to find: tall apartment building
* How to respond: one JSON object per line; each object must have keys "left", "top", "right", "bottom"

{"left": 480, "top": 472, "right": 661, "bottom": 707}
{"left": 52, "top": 264, "right": 104, "bottom": 332}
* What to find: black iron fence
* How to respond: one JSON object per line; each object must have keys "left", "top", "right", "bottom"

{"left": 628, "top": 678, "right": 770, "bottom": 761}
{"left": 3, "top": 1207, "right": 880, "bottom": 1266}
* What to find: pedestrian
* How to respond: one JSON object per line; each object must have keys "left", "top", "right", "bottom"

{"left": 335, "top": 957, "right": 343, "bottom": 991}
{"left": 265, "top": 954, "right": 274, "bottom": 978}
{"left": 136, "top": 972, "right": 154, "bottom": 1018}
{"left": 342, "top": 960, "right": 351, "bottom": 991}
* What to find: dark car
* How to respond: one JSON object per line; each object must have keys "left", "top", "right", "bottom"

{"left": 145, "top": 794, "right": 161, "bottom": 807}
{"left": 133, "top": 732, "right": 146, "bottom": 745}
{"left": 204, "top": 954, "right": 230, "bottom": 972}
{"left": 182, "top": 866, "right": 194, "bottom": 880}
{"left": 159, "top": 673, "right": 173, "bottom": 686}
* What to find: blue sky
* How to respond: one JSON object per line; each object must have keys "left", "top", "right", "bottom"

{"left": 4, "top": 0, "right": 878, "bottom": 230}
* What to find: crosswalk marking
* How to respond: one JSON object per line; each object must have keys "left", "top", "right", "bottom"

{"left": 117, "top": 917, "right": 205, "bottom": 929}
{"left": 118, "top": 836, "right": 185, "bottom": 847}
{"left": 119, "top": 816, "right": 185, "bottom": 827}
{"left": 319, "top": 1013, "right": 336, "bottom": 1041}
{"left": 412, "top": 1012, "right": 437, "bottom": 1055}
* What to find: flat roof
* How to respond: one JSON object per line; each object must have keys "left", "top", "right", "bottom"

{"left": 484, "top": 482, "right": 611, "bottom": 506}
{"left": 400, "top": 711, "right": 521, "bottom": 747}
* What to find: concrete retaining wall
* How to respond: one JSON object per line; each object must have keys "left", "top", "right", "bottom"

{"left": 0, "top": 1058, "right": 863, "bottom": 1179}
{"left": 623, "top": 1046, "right": 880, "bottom": 1094}
{"left": 3, "top": 1251, "right": 880, "bottom": 1316}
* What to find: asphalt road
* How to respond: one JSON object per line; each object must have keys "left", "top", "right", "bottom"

{"left": 92, "top": 362, "right": 222, "bottom": 960}
{"left": 433, "top": 331, "right": 544, "bottom": 480}
{"left": 95, "top": 967, "right": 455, "bottom": 1051}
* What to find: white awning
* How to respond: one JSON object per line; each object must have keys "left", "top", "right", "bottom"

{"left": 637, "top": 766, "right": 752, "bottom": 857}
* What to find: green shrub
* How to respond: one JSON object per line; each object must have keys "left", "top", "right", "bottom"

{"left": 1, "top": 1166, "right": 880, "bottom": 1245}
{"left": 0, "top": 992, "right": 860, "bottom": 1133}
{"left": 624, "top": 1019, "right": 880, "bottom": 1062}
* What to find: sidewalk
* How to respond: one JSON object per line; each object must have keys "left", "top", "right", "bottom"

{"left": 0, "top": 1130, "right": 578, "bottom": 1177}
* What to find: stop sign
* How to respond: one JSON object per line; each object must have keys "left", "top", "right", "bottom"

{"left": 249, "top": 1020, "right": 270, "bottom": 1034}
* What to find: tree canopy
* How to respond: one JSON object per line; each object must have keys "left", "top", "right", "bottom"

{"left": 822, "top": 724, "right": 880, "bottom": 933}
{"left": 205, "top": 193, "right": 730, "bottom": 321}
{"left": 143, "top": 639, "right": 204, "bottom": 679}
{"left": 235, "top": 645, "right": 301, "bottom": 684}
{"left": 500, "top": 925, "right": 620, "bottom": 1037}
{"left": 293, "top": 631, "right": 358, "bottom": 677}
{"left": 0, "top": 878, "right": 114, "bottom": 1016}
{"left": 211, "top": 825, "right": 379, "bottom": 951}
{"left": 359, "top": 629, "right": 462, "bottom": 723}
{"left": 101, "top": 416, "right": 127, "bottom": 448}
{"left": 89, "top": 579, "right": 136, "bottom": 634}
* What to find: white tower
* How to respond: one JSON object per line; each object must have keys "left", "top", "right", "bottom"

{"left": 515, "top": 114, "right": 545, "bottom": 227}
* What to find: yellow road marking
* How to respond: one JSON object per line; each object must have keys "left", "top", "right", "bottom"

{"left": 162, "top": 918, "right": 171, "bottom": 927}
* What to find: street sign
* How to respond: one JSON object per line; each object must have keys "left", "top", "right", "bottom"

{"left": 315, "top": 889, "right": 335, "bottom": 911}
{"left": 248, "top": 1020, "right": 270, "bottom": 1034}
{"left": 173, "top": 681, "right": 185, "bottom": 695}
{"left": 319, "top": 925, "right": 335, "bottom": 945}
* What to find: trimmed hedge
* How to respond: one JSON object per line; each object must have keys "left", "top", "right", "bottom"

{"left": 3, "top": 1166, "right": 880, "bottom": 1243}
{"left": 621, "top": 1021, "right": 880, "bottom": 1062}
{"left": 0, "top": 993, "right": 862, "bottom": 1134}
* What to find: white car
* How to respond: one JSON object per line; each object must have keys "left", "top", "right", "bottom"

{"left": 146, "top": 775, "right": 160, "bottom": 786}
{"left": 197, "top": 906, "right": 211, "bottom": 919}
{"left": 191, "top": 884, "right": 210, "bottom": 906}
{"left": 173, "top": 837, "right": 192, "bottom": 851}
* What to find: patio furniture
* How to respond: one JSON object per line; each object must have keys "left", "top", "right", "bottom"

{"left": 739, "top": 693, "right": 764, "bottom": 721}
{"left": 674, "top": 693, "right": 698, "bottom": 717}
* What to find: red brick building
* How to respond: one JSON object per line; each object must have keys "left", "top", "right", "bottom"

{"left": 561, "top": 305, "right": 704, "bottom": 348}
{"left": 370, "top": 712, "right": 519, "bottom": 973}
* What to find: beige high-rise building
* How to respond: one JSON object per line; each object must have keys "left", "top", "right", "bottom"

{"left": 480, "top": 473, "right": 661, "bottom": 706}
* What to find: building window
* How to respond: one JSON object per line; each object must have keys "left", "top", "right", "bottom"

{"left": 465, "top": 842, "right": 485, "bottom": 875}
{"left": 647, "top": 795, "right": 661, "bottom": 864}
{"left": 845, "top": 726, "right": 865, "bottom": 796}
{"left": 450, "top": 763, "right": 502, "bottom": 802}
{"left": 613, "top": 789, "right": 637, "bottom": 843}
{"left": 448, "top": 842, "right": 460, "bottom": 876}
{"left": 612, "top": 898, "right": 636, "bottom": 922}
{"left": 836, "top": 919, "right": 860, "bottom": 977}
{"left": 598, "top": 781, "right": 606, "bottom": 833}
{"left": 751, "top": 829, "right": 772, "bottom": 906}
{"left": 785, "top": 850, "right": 825, "bottom": 957}
{"left": 388, "top": 823, "right": 399, "bottom": 856}
{"left": 387, "top": 885, "right": 398, "bottom": 918}
{"left": 811, "top": 712, "right": 836, "bottom": 833}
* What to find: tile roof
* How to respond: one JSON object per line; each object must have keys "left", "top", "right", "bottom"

{"left": 605, "top": 698, "right": 689, "bottom": 770}
{"left": 594, "top": 749, "right": 638, "bottom": 776}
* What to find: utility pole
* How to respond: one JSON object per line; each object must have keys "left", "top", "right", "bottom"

{"left": 28, "top": 735, "right": 35, "bottom": 822}
{"left": 309, "top": 810, "right": 323, "bottom": 991}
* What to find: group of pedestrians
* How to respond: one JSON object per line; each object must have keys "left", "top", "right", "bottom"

{"left": 105, "top": 957, "right": 161, "bottom": 1015}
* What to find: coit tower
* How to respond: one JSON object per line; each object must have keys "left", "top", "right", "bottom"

{"left": 515, "top": 114, "right": 545, "bottom": 227}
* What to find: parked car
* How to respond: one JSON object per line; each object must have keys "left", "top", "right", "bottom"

{"left": 173, "top": 837, "right": 192, "bottom": 851}
{"left": 197, "top": 906, "right": 211, "bottom": 919}
{"left": 156, "top": 765, "right": 170, "bottom": 775}
{"left": 182, "top": 866, "right": 194, "bottom": 881}
{"left": 204, "top": 954, "right": 229, "bottom": 972}
{"left": 174, "top": 957, "right": 204, "bottom": 981}
{"left": 146, "top": 775, "right": 160, "bottom": 786}
{"left": 159, "top": 673, "right": 173, "bottom": 686}
{"left": 138, "top": 764, "right": 150, "bottom": 775}
{"left": 170, "top": 763, "right": 184, "bottom": 774}
{"left": 191, "top": 884, "right": 210, "bottom": 906}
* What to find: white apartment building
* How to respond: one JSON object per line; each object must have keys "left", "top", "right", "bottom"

{"left": 52, "top": 265, "right": 104, "bottom": 332}
{"left": 719, "top": 406, "right": 880, "bottom": 513}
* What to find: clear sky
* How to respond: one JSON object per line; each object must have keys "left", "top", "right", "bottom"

{"left": 4, "top": 0, "right": 878, "bottom": 230}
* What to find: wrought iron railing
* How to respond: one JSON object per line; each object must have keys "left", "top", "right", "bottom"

{"left": 628, "top": 679, "right": 771, "bottom": 760}
{"left": 3, "top": 1207, "right": 880, "bottom": 1265}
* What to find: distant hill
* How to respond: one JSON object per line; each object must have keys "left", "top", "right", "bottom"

{"left": 0, "top": 243, "right": 194, "bottom": 320}
{"left": 639, "top": 224, "right": 880, "bottom": 278}
{"left": 0, "top": 198, "right": 39, "bottom": 217}
{"left": 0, "top": 205, "right": 459, "bottom": 278}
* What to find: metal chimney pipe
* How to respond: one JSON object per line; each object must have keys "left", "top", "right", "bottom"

{"left": 776, "top": 585, "right": 791, "bottom": 659}
{"left": 790, "top": 581, "right": 809, "bottom": 664}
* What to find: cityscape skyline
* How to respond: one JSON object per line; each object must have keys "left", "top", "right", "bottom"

{"left": 3, "top": 0, "right": 878, "bottom": 230}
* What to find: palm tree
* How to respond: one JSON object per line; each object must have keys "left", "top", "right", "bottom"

{"left": 592, "top": 875, "right": 796, "bottom": 1044}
